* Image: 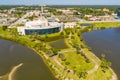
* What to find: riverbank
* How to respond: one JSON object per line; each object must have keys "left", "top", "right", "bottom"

{"left": 69, "top": 29, "right": 116, "bottom": 80}
{"left": 0, "top": 28, "right": 57, "bottom": 80}
{"left": 8, "top": 63, "right": 23, "bottom": 80}
{"left": 81, "top": 28, "right": 120, "bottom": 80}
{"left": 80, "top": 23, "right": 119, "bottom": 80}
{"left": 0, "top": 63, "right": 23, "bottom": 80}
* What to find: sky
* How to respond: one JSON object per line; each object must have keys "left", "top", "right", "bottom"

{"left": 0, "top": 0, "right": 120, "bottom": 5}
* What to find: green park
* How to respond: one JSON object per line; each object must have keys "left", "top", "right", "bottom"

{"left": 0, "top": 22, "right": 119, "bottom": 80}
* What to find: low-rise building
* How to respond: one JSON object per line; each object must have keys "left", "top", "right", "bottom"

{"left": 88, "top": 17, "right": 101, "bottom": 21}
{"left": 65, "top": 22, "right": 76, "bottom": 28}
{"left": 47, "top": 17, "right": 60, "bottom": 22}
{"left": 103, "top": 8, "right": 110, "bottom": 12}
{"left": 85, "top": 15, "right": 93, "bottom": 18}
{"left": 99, "top": 15, "right": 115, "bottom": 21}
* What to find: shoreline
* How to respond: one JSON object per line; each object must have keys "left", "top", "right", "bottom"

{"left": 8, "top": 63, "right": 23, "bottom": 80}
{"left": 0, "top": 63, "right": 23, "bottom": 80}
{"left": 109, "top": 68, "right": 118, "bottom": 80}
{"left": 0, "top": 37, "right": 57, "bottom": 80}
{"left": 81, "top": 28, "right": 118, "bottom": 80}
{"left": 84, "top": 47, "right": 118, "bottom": 80}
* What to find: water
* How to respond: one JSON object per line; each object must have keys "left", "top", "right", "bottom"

{"left": 0, "top": 39, "right": 56, "bottom": 80}
{"left": 50, "top": 39, "right": 68, "bottom": 49}
{"left": 82, "top": 28, "right": 120, "bottom": 80}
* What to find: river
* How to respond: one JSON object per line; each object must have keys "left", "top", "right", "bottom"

{"left": 0, "top": 39, "right": 55, "bottom": 80}
{"left": 82, "top": 28, "right": 120, "bottom": 80}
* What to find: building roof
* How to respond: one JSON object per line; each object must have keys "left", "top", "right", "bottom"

{"left": 25, "top": 17, "right": 48, "bottom": 27}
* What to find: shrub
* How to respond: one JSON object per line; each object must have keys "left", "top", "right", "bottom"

{"left": 2, "top": 25, "right": 8, "bottom": 31}
{"left": 59, "top": 53, "right": 66, "bottom": 61}
{"left": 65, "top": 61, "right": 70, "bottom": 65}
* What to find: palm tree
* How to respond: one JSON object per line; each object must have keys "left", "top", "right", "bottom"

{"left": 100, "top": 53, "right": 112, "bottom": 72}
{"left": 79, "top": 72, "right": 87, "bottom": 79}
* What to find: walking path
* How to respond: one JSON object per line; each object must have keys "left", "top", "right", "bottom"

{"left": 81, "top": 49, "right": 99, "bottom": 74}
{"left": 53, "top": 56, "right": 64, "bottom": 69}
{"left": 67, "top": 33, "right": 117, "bottom": 80}
{"left": 61, "top": 49, "right": 99, "bottom": 74}
{"left": 53, "top": 55, "right": 74, "bottom": 76}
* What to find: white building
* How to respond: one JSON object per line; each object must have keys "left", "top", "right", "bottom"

{"left": 64, "top": 22, "right": 76, "bottom": 28}
{"left": 85, "top": 15, "right": 93, "bottom": 18}
{"left": 17, "top": 17, "right": 64, "bottom": 35}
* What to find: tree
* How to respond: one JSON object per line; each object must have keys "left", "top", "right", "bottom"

{"left": 49, "top": 48, "right": 60, "bottom": 57}
{"left": 60, "top": 31, "right": 65, "bottom": 36}
{"left": 100, "top": 53, "right": 112, "bottom": 72}
{"left": 10, "top": 28, "right": 19, "bottom": 37}
{"left": 73, "top": 12, "right": 78, "bottom": 15}
{"left": 28, "top": 15, "right": 37, "bottom": 20}
{"left": 101, "top": 53, "right": 105, "bottom": 59}
{"left": 52, "top": 49, "right": 59, "bottom": 55}
{"left": 83, "top": 16, "right": 88, "bottom": 20}
{"left": 59, "top": 53, "right": 66, "bottom": 61}
{"left": 2, "top": 25, "right": 8, "bottom": 31}
{"left": 79, "top": 72, "right": 87, "bottom": 79}
{"left": 33, "top": 42, "right": 41, "bottom": 51}
{"left": 57, "top": 11, "right": 63, "bottom": 15}
{"left": 29, "top": 33, "right": 39, "bottom": 41}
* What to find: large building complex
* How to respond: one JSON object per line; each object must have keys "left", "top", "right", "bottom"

{"left": 117, "top": 8, "right": 120, "bottom": 17}
{"left": 17, "top": 17, "right": 64, "bottom": 35}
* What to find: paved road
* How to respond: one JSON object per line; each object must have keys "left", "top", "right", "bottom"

{"left": 8, "top": 12, "right": 30, "bottom": 28}
{"left": 79, "top": 20, "right": 120, "bottom": 23}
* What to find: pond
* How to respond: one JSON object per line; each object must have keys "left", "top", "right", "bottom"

{"left": 50, "top": 39, "right": 68, "bottom": 49}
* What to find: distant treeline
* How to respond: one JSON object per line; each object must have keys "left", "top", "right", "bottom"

{"left": 0, "top": 5, "right": 120, "bottom": 11}
{"left": 48, "top": 5, "right": 120, "bottom": 10}
{"left": 0, "top": 5, "right": 24, "bottom": 10}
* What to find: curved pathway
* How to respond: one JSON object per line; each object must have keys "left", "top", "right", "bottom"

{"left": 61, "top": 49, "right": 99, "bottom": 74}
{"left": 52, "top": 34, "right": 117, "bottom": 79}
{"left": 53, "top": 56, "right": 64, "bottom": 69}
{"left": 81, "top": 49, "right": 99, "bottom": 74}
{"left": 53, "top": 55, "right": 73, "bottom": 73}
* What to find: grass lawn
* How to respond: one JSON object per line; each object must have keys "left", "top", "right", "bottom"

{"left": 94, "top": 22, "right": 120, "bottom": 28}
{"left": 86, "top": 67, "right": 112, "bottom": 80}
{"left": 62, "top": 51, "right": 94, "bottom": 73}
{"left": 40, "top": 32, "right": 64, "bottom": 42}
